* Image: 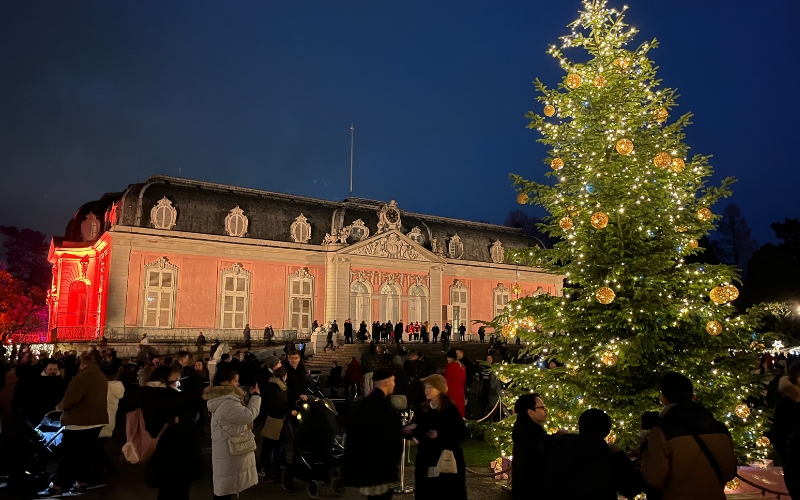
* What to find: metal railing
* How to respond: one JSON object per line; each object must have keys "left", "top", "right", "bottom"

{"left": 101, "top": 327, "right": 306, "bottom": 343}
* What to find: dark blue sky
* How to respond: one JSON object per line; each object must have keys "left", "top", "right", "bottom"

{"left": 1, "top": 1, "right": 798, "bottom": 244}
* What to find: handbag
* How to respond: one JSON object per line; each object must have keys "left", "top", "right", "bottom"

{"left": 260, "top": 416, "right": 284, "bottom": 441}
{"left": 225, "top": 425, "right": 257, "bottom": 456}
{"left": 428, "top": 449, "right": 458, "bottom": 477}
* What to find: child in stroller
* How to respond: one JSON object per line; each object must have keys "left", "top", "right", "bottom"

{"left": 0, "top": 411, "right": 63, "bottom": 497}
{"left": 282, "top": 395, "right": 346, "bottom": 497}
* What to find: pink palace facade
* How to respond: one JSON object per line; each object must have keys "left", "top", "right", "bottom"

{"left": 47, "top": 176, "right": 562, "bottom": 342}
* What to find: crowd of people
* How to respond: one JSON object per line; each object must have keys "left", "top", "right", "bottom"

{"left": 0, "top": 337, "right": 798, "bottom": 500}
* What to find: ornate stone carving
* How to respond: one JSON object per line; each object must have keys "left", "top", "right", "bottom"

{"left": 347, "top": 219, "right": 370, "bottom": 241}
{"left": 431, "top": 236, "right": 445, "bottom": 256}
{"left": 150, "top": 197, "right": 177, "bottom": 230}
{"left": 349, "top": 269, "right": 430, "bottom": 291}
{"left": 322, "top": 233, "right": 336, "bottom": 246}
{"left": 290, "top": 214, "right": 312, "bottom": 243}
{"left": 351, "top": 232, "right": 425, "bottom": 261}
{"left": 225, "top": 207, "right": 248, "bottom": 237}
{"left": 490, "top": 240, "right": 504, "bottom": 264}
{"left": 337, "top": 226, "right": 350, "bottom": 244}
{"left": 80, "top": 255, "right": 90, "bottom": 278}
{"left": 494, "top": 283, "right": 509, "bottom": 293}
{"left": 290, "top": 267, "right": 313, "bottom": 279}
{"left": 452, "top": 279, "right": 467, "bottom": 289}
{"left": 408, "top": 226, "right": 424, "bottom": 244}
{"left": 223, "top": 262, "right": 250, "bottom": 276}
{"left": 81, "top": 212, "right": 101, "bottom": 241}
{"left": 534, "top": 286, "right": 548, "bottom": 296}
{"left": 147, "top": 256, "right": 178, "bottom": 271}
{"left": 377, "top": 200, "right": 402, "bottom": 233}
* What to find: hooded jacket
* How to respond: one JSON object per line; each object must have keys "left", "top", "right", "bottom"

{"left": 204, "top": 384, "right": 261, "bottom": 497}
{"left": 642, "top": 402, "right": 736, "bottom": 500}
{"left": 99, "top": 380, "right": 125, "bottom": 438}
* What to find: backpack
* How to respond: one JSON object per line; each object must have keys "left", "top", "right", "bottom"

{"left": 121, "top": 408, "right": 164, "bottom": 465}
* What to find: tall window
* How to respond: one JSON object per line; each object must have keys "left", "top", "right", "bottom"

{"left": 288, "top": 268, "right": 314, "bottom": 334}
{"left": 143, "top": 257, "right": 177, "bottom": 328}
{"left": 350, "top": 281, "right": 372, "bottom": 326}
{"left": 380, "top": 283, "right": 400, "bottom": 323}
{"left": 408, "top": 285, "right": 428, "bottom": 323}
{"left": 493, "top": 284, "right": 510, "bottom": 317}
{"left": 450, "top": 281, "right": 469, "bottom": 331}
{"left": 66, "top": 280, "right": 89, "bottom": 326}
{"left": 220, "top": 263, "right": 250, "bottom": 329}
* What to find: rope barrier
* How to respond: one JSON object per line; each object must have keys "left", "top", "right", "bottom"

{"left": 465, "top": 464, "right": 513, "bottom": 477}
{"left": 473, "top": 400, "right": 511, "bottom": 423}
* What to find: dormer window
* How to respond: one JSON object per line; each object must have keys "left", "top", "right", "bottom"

{"left": 408, "top": 226, "right": 424, "bottom": 245}
{"left": 81, "top": 213, "right": 101, "bottom": 241}
{"left": 448, "top": 234, "right": 464, "bottom": 259}
{"left": 290, "top": 214, "right": 312, "bottom": 243}
{"left": 150, "top": 197, "right": 177, "bottom": 230}
{"left": 225, "top": 206, "right": 248, "bottom": 237}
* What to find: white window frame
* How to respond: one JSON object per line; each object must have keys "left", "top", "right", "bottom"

{"left": 288, "top": 267, "right": 314, "bottom": 334}
{"left": 219, "top": 263, "right": 251, "bottom": 329}
{"left": 142, "top": 257, "right": 178, "bottom": 328}
{"left": 493, "top": 283, "right": 510, "bottom": 318}
{"left": 408, "top": 284, "right": 428, "bottom": 324}
{"left": 449, "top": 280, "right": 469, "bottom": 332}
{"left": 350, "top": 280, "right": 372, "bottom": 327}
{"left": 150, "top": 197, "right": 177, "bottom": 230}
{"left": 379, "top": 283, "right": 400, "bottom": 323}
{"left": 225, "top": 206, "right": 249, "bottom": 237}
{"left": 290, "top": 214, "right": 312, "bottom": 243}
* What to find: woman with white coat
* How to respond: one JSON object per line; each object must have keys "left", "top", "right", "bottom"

{"left": 97, "top": 371, "right": 125, "bottom": 477}
{"left": 204, "top": 368, "right": 261, "bottom": 500}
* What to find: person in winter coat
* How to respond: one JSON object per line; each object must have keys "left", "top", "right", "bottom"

{"left": 785, "top": 420, "right": 800, "bottom": 499}
{"left": 344, "top": 357, "right": 363, "bottom": 400}
{"left": 344, "top": 368, "right": 403, "bottom": 500}
{"left": 767, "top": 361, "right": 800, "bottom": 464}
{"left": 38, "top": 353, "right": 108, "bottom": 497}
{"left": 328, "top": 360, "right": 343, "bottom": 398}
{"left": 204, "top": 369, "right": 262, "bottom": 500}
{"left": 444, "top": 350, "right": 467, "bottom": 418}
{"left": 641, "top": 372, "right": 736, "bottom": 500}
{"left": 243, "top": 324, "right": 251, "bottom": 349}
{"left": 361, "top": 344, "right": 378, "bottom": 396}
{"left": 259, "top": 367, "right": 290, "bottom": 481}
{"left": 97, "top": 371, "right": 125, "bottom": 478}
{"left": 511, "top": 393, "right": 555, "bottom": 500}
{"left": 133, "top": 365, "right": 203, "bottom": 500}
{"left": 406, "top": 374, "right": 469, "bottom": 500}
{"left": 543, "top": 409, "right": 644, "bottom": 499}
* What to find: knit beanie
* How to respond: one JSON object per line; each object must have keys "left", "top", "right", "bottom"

{"left": 264, "top": 355, "right": 281, "bottom": 370}
{"left": 421, "top": 374, "right": 448, "bottom": 395}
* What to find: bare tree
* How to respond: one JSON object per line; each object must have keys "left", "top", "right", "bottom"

{"left": 711, "top": 204, "right": 759, "bottom": 267}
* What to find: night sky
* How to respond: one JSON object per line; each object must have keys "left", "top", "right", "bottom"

{"left": 1, "top": 1, "right": 798, "bottom": 245}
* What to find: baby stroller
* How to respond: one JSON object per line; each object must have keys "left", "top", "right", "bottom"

{"left": 283, "top": 396, "right": 346, "bottom": 497}
{"left": 0, "top": 411, "right": 63, "bottom": 497}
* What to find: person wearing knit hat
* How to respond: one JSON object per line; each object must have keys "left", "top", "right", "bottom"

{"left": 264, "top": 355, "right": 281, "bottom": 372}
{"left": 406, "top": 372, "right": 468, "bottom": 500}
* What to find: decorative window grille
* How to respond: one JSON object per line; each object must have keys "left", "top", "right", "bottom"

{"left": 493, "top": 283, "right": 510, "bottom": 318}
{"left": 225, "top": 206, "right": 249, "bottom": 237}
{"left": 150, "top": 197, "right": 178, "bottom": 230}
{"left": 290, "top": 214, "right": 312, "bottom": 243}
{"left": 448, "top": 234, "right": 464, "bottom": 259}
{"left": 288, "top": 268, "right": 314, "bottom": 333}
{"left": 349, "top": 281, "right": 371, "bottom": 326}
{"left": 143, "top": 257, "right": 178, "bottom": 328}
{"left": 220, "top": 263, "right": 250, "bottom": 329}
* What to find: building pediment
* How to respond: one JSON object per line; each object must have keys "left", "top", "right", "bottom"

{"left": 339, "top": 229, "right": 444, "bottom": 263}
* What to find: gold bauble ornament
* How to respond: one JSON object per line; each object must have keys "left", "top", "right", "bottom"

{"left": 706, "top": 321, "right": 723, "bottom": 336}
{"left": 654, "top": 107, "right": 669, "bottom": 123}
{"left": 600, "top": 351, "right": 618, "bottom": 366}
{"left": 725, "top": 284, "right": 739, "bottom": 302}
{"left": 605, "top": 431, "right": 617, "bottom": 444}
{"left": 590, "top": 212, "right": 609, "bottom": 229}
{"left": 568, "top": 205, "right": 580, "bottom": 216}
{"left": 500, "top": 323, "right": 516, "bottom": 339}
{"left": 653, "top": 151, "right": 672, "bottom": 169}
{"left": 559, "top": 217, "right": 574, "bottom": 230}
{"left": 709, "top": 286, "right": 727, "bottom": 305}
{"left": 557, "top": 410, "right": 567, "bottom": 418}
{"left": 566, "top": 73, "right": 582, "bottom": 89}
{"left": 735, "top": 404, "right": 751, "bottom": 419}
{"left": 550, "top": 157, "right": 565, "bottom": 170}
{"left": 593, "top": 75, "right": 606, "bottom": 88}
{"left": 697, "top": 208, "right": 713, "bottom": 222}
{"left": 675, "top": 225, "right": 688, "bottom": 233}
{"left": 615, "top": 138, "right": 634, "bottom": 155}
{"left": 596, "top": 287, "right": 616, "bottom": 304}
{"left": 516, "top": 193, "right": 529, "bottom": 205}
{"left": 614, "top": 57, "right": 631, "bottom": 71}
{"left": 520, "top": 316, "right": 536, "bottom": 329}
{"left": 548, "top": 427, "right": 559, "bottom": 435}
{"left": 512, "top": 283, "right": 523, "bottom": 296}
{"left": 669, "top": 158, "right": 685, "bottom": 173}
{"left": 498, "top": 373, "right": 511, "bottom": 384}
{"left": 757, "top": 436, "right": 771, "bottom": 448}
{"left": 726, "top": 478, "right": 740, "bottom": 491}
{"left": 543, "top": 104, "right": 556, "bottom": 117}
{"left": 750, "top": 341, "right": 765, "bottom": 351}
{"left": 688, "top": 239, "right": 698, "bottom": 249}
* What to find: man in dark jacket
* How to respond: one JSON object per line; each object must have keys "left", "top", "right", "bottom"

{"left": 511, "top": 393, "right": 555, "bottom": 500}
{"left": 642, "top": 372, "right": 737, "bottom": 500}
{"left": 243, "top": 324, "right": 252, "bottom": 349}
{"left": 39, "top": 353, "right": 108, "bottom": 497}
{"left": 394, "top": 320, "right": 404, "bottom": 344}
{"left": 285, "top": 350, "right": 309, "bottom": 408}
{"left": 344, "top": 319, "right": 353, "bottom": 344}
{"left": 344, "top": 368, "right": 403, "bottom": 500}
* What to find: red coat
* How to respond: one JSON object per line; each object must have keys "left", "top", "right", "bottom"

{"left": 345, "top": 360, "right": 363, "bottom": 383}
{"left": 444, "top": 361, "right": 467, "bottom": 418}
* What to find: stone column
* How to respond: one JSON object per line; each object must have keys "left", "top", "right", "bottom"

{"left": 429, "top": 264, "right": 444, "bottom": 327}
{"left": 105, "top": 234, "right": 132, "bottom": 333}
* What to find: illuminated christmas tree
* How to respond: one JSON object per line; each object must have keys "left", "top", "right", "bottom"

{"left": 489, "top": 0, "right": 771, "bottom": 462}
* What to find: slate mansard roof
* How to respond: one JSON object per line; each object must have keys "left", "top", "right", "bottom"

{"left": 62, "top": 175, "right": 541, "bottom": 264}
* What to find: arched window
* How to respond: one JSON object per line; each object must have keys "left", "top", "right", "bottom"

{"left": 408, "top": 285, "right": 428, "bottom": 324}
{"left": 448, "top": 234, "right": 464, "bottom": 259}
{"left": 449, "top": 280, "right": 469, "bottom": 332}
{"left": 220, "top": 263, "right": 250, "bottom": 329}
{"left": 225, "top": 207, "right": 249, "bottom": 237}
{"left": 350, "top": 281, "right": 372, "bottom": 326}
{"left": 379, "top": 283, "right": 400, "bottom": 323}
{"left": 143, "top": 257, "right": 178, "bottom": 328}
{"left": 288, "top": 268, "right": 314, "bottom": 334}
{"left": 493, "top": 283, "right": 510, "bottom": 318}
{"left": 66, "top": 280, "right": 89, "bottom": 326}
{"left": 150, "top": 197, "right": 177, "bottom": 230}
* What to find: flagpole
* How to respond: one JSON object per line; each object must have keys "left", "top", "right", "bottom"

{"left": 350, "top": 123, "right": 354, "bottom": 198}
